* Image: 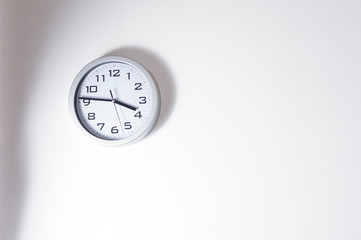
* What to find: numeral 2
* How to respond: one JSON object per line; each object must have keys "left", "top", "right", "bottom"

{"left": 135, "top": 83, "right": 142, "bottom": 90}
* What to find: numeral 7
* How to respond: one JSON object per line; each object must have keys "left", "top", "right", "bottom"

{"left": 97, "top": 123, "right": 105, "bottom": 130}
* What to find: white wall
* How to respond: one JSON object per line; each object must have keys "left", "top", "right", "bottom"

{"left": 1, "top": 0, "right": 361, "bottom": 240}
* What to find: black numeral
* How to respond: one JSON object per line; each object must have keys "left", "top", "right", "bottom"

{"left": 135, "top": 83, "right": 142, "bottom": 90}
{"left": 139, "top": 97, "right": 146, "bottom": 104}
{"left": 111, "top": 126, "right": 119, "bottom": 134}
{"left": 109, "top": 69, "right": 120, "bottom": 77}
{"left": 97, "top": 123, "right": 105, "bottom": 130}
{"left": 88, "top": 113, "right": 95, "bottom": 120}
{"left": 134, "top": 111, "right": 142, "bottom": 118}
{"left": 127, "top": 72, "right": 131, "bottom": 80}
{"left": 83, "top": 99, "right": 90, "bottom": 106}
{"left": 124, "top": 122, "right": 132, "bottom": 130}
{"left": 86, "top": 85, "right": 97, "bottom": 93}
{"left": 96, "top": 75, "right": 105, "bottom": 82}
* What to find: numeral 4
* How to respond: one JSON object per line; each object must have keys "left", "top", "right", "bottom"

{"left": 134, "top": 111, "right": 142, "bottom": 118}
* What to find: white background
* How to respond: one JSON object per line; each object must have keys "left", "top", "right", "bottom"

{"left": 1, "top": 0, "right": 361, "bottom": 240}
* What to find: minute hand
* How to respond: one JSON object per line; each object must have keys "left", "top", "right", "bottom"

{"left": 79, "top": 96, "right": 112, "bottom": 102}
{"left": 79, "top": 96, "right": 137, "bottom": 111}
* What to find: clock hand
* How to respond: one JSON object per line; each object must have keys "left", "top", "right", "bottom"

{"left": 109, "top": 90, "right": 138, "bottom": 111}
{"left": 113, "top": 99, "right": 138, "bottom": 111}
{"left": 78, "top": 96, "right": 112, "bottom": 102}
{"left": 79, "top": 96, "right": 137, "bottom": 111}
{"left": 109, "top": 90, "right": 124, "bottom": 134}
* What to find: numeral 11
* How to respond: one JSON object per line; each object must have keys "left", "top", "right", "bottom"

{"left": 96, "top": 75, "right": 105, "bottom": 82}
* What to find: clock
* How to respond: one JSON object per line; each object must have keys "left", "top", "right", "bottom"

{"left": 68, "top": 56, "right": 161, "bottom": 146}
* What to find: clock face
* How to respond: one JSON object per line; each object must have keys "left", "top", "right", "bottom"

{"left": 69, "top": 56, "right": 160, "bottom": 146}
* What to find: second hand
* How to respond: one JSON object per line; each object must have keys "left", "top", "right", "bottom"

{"left": 110, "top": 90, "right": 124, "bottom": 134}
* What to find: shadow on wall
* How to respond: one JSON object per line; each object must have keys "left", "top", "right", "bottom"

{"left": 0, "top": 8, "right": 176, "bottom": 239}
{"left": 0, "top": 0, "right": 61, "bottom": 239}
{"left": 105, "top": 47, "right": 176, "bottom": 135}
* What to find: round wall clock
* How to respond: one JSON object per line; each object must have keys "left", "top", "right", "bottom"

{"left": 69, "top": 56, "right": 161, "bottom": 146}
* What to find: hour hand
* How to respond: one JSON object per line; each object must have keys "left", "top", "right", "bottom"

{"left": 109, "top": 90, "right": 138, "bottom": 111}
{"left": 113, "top": 99, "right": 138, "bottom": 111}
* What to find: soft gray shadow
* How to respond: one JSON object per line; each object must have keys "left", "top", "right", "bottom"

{"left": 105, "top": 47, "right": 176, "bottom": 134}
{"left": 0, "top": 1, "right": 61, "bottom": 239}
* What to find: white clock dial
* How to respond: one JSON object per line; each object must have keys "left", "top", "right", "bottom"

{"left": 69, "top": 56, "right": 161, "bottom": 146}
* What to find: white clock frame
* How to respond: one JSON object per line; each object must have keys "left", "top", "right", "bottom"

{"left": 68, "top": 56, "right": 161, "bottom": 146}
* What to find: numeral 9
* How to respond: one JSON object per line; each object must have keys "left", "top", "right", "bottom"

{"left": 83, "top": 99, "right": 90, "bottom": 106}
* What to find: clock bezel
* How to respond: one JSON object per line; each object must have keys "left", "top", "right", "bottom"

{"left": 68, "top": 56, "right": 161, "bottom": 146}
